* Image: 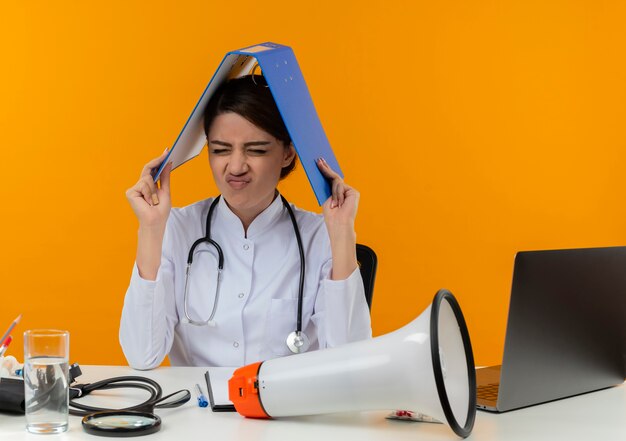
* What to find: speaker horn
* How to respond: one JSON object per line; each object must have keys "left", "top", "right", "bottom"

{"left": 229, "top": 289, "right": 476, "bottom": 438}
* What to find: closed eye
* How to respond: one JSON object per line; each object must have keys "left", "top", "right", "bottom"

{"left": 210, "top": 148, "right": 230, "bottom": 155}
{"left": 246, "top": 148, "right": 268, "bottom": 155}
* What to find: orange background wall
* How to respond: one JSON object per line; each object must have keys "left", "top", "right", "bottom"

{"left": 1, "top": 1, "right": 625, "bottom": 368}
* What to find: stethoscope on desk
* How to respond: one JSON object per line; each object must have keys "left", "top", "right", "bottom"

{"left": 23, "top": 363, "right": 191, "bottom": 437}
{"left": 72, "top": 375, "right": 190, "bottom": 437}
{"left": 183, "top": 194, "right": 310, "bottom": 354}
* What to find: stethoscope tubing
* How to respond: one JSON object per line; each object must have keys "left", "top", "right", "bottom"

{"left": 69, "top": 376, "right": 190, "bottom": 416}
{"left": 280, "top": 195, "right": 305, "bottom": 333}
{"left": 184, "top": 194, "right": 307, "bottom": 349}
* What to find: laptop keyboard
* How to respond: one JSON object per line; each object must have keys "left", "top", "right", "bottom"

{"left": 477, "top": 383, "right": 499, "bottom": 401}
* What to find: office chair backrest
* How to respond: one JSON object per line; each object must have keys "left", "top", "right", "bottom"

{"left": 356, "top": 244, "right": 377, "bottom": 311}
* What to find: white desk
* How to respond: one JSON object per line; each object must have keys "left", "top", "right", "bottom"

{"left": 1, "top": 366, "right": 624, "bottom": 440}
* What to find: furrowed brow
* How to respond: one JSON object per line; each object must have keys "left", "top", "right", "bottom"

{"left": 243, "top": 141, "right": 272, "bottom": 147}
{"left": 209, "top": 140, "right": 232, "bottom": 147}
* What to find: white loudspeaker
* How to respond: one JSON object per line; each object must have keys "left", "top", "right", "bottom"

{"left": 229, "top": 289, "right": 476, "bottom": 438}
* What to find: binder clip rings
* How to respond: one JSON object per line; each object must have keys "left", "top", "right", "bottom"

{"left": 250, "top": 63, "right": 269, "bottom": 88}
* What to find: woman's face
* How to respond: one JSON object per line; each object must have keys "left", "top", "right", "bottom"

{"left": 207, "top": 112, "right": 295, "bottom": 218}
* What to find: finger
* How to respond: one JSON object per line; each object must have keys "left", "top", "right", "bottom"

{"left": 140, "top": 148, "right": 171, "bottom": 178}
{"left": 159, "top": 161, "right": 173, "bottom": 194}
{"left": 139, "top": 175, "right": 159, "bottom": 206}
{"left": 344, "top": 186, "right": 358, "bottom": 211}
{"left": 317, "top": 157, "right": 341, "bottom": 180}
{"left": 125, "top": 187, "right": 138, "bottom": 202}
{"left": 133, "top": 180, "right": 153, "bottom": 206}
{"left": 143, "top": 182, "right": 158, "bottom": 206}
{"left": 336, "top": 181, "right": 346, "bottom": 207}
{"left": 332, "top": 180, "right": 346, "bottom": 208}
{"left": 328, "top": 180, "right": 337, "bottom": 208}
{"left": 344, "top": 185, "right": 358, "bottom": 202}
{"left": 126, "top": 180, "right": 150, "bottom": 203}
{"left": 346, "top": 187, "right": 360, "bottom": 214}
{"left": 329, "top": 181, "right": 337, "bottom": 208}
{"left": 323, "top": 195, "right": 334, "bottom": 211}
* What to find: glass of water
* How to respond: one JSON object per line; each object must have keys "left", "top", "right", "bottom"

{"left": 23, "top": 329, "right": 70, "bottom": 434}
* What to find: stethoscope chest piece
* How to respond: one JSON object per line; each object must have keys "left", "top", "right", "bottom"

{"left": 286, "top": 331, "right": 310, "bottom": 354}
{"left": 82, "top": 411, "right": 161, "bottom": 437}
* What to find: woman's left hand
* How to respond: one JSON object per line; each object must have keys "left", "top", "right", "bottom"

{"left": 317, "top": 158, "right": 359, "bottom": 280}
{"left": 317, "top": 158, "right": 359, "bottom": 228}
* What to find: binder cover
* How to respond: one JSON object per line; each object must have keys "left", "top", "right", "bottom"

{"left": 154, "top": 42, "right": 342, "bottom": 205}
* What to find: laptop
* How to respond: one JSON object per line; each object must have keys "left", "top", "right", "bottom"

{"left": 476, "top": 246, "right": 626, "bottom": 412}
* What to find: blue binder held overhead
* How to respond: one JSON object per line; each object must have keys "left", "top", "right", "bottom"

{"left": 154, "top": 42, "right": 342, "bottom": 206}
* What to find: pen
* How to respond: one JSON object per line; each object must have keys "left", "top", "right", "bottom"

{"left": 0, "top": 335, "right": 13, "bottom": 357}
{"left": 195, "top": 383, "right": 208, "bottom": 408}
{"left": 0, "top": 314, "right": 22, "bottom": 346}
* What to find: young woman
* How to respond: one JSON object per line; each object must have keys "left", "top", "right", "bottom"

{"left": 120, "top": 75, "right": 371, "bottom": 369}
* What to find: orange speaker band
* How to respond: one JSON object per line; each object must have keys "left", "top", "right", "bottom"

{"left": 228, "top": 361, "right": 270, "bottom": 418}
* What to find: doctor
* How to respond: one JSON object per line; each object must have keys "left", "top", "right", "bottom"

{"left": 120, "top": 75, "right": 371, "bottom": 370}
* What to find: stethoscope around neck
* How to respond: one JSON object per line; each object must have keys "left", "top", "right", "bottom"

{"left": 183, "top": 194, "right": 310, "bottom": 354}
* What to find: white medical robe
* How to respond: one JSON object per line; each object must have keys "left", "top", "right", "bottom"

{"left": 119, "top": 195, "right": 372, "bottom": 369}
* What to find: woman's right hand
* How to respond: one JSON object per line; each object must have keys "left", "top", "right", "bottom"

{"left": 126, "top": 150, "right": 173, "bottom": 228}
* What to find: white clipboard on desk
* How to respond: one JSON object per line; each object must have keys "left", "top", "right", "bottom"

{"left": 204, "top": 367, "right": 236, "bottom": 412}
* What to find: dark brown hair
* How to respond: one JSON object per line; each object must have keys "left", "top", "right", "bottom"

{"left": 203, "top": 75, "right": 296, "bottom": 178}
